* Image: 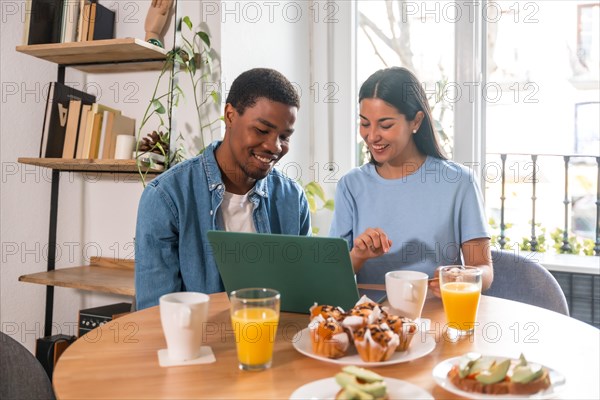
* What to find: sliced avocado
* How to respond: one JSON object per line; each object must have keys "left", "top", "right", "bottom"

{"left": 335, "top": 372, "right": 387, "bottom": 398}
{"left": 517, "top": 353, "right": 528, "bottom": 367}
{"left": 342, "top": 366, "right": 384, "bottom": 383}
{"left": 512, "top": 363, "right": 544, "bottom": 383}
{"left": 468, "top": 356, "right": 495, "bottom": 376}
{"left": 458, "top": 352, "right": 482, "bottom": 378}
{"left": 476, "top": 358, "right": 511, "bottom": 385}
{"left": 337, "top": 385, "right": 375, "bottom": 400}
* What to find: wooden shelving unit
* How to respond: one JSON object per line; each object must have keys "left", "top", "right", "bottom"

{"left": 19, "top": 257, "right": 134, "bottom": 296}
{"left": 16, "top": 35, "right": 175, "bottom": 336}
{"left": 16, "top": 38, "right": 168, "bottom": 73}
{"left": 18, "top": 158, "right": 163, "bottom": 174}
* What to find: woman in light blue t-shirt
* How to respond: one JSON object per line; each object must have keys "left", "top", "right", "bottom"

{"left": 329, "top": 67, "right": 493, "bottom": 297}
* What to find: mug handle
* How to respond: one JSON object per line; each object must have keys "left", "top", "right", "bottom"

{"left": 179, "top": 306, "right": 192, "bottom": 328}
{"left": 404, "top": 282, "right": 414, "bottom": 301}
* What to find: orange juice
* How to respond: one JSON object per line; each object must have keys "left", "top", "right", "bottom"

{"left": 231, "top": 307, "right": 279, "bottom": 366}
{"left": 441, "top": 282, "right": 481, "bottom": 330}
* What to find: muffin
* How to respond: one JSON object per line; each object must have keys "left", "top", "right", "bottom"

{"left": 353, "top": 323, "right": 399, "bottom": 362}
{"left": 342, "top": 297, "right": 386, "bottom": 334}
{"left": 309, "top": 315, "right": 350, "bottom": 359}
{"left": 384, "top": 315, "right": 417, "bottom": 352}
{"left": 309, "top": 303, "right": 345, "bottom": 322}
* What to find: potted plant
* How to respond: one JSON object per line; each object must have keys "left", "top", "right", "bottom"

{"left": 136, "top": 16, "right": 220, "bottom": 181}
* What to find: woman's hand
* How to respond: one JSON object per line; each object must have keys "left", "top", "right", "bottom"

{"left": 349, "top": 228, "right": 392, "bottom": 273}
{"left": 428, "top": 267, "right": 442, "bottom": 298}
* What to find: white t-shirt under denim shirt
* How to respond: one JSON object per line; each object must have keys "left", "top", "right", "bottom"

{"left": 217, "top": 190, "right": 257, "bottom": 233}
{"left": 329, "top": 156, "right": 490, "bottom": 284}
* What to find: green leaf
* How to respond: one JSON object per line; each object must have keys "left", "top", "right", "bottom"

{"left": 175, "top": 53, "right": 185, "bottom": 67}
{"left": 189, "top": 56, "right": 197, "bottom": 75}
{"left": 183, "top": 16, "right": 192, "bottom": 30}
{"left": 152, "top": 100, "right": 166, "bottom": 114}
{"left": 305, "top": 181, "right": 326, "bottom": 202}
{"left": 323, "top": 199, "right": 335, "bottom": 211}
{"left": 197, "top": 31, "right": 210, "bottom": 48}
{"left": 307, "top": 196, "right": 317, "bottom": 214}
{"left": 210, "top": 90, "right": 220, "bottom": 104}
{"left": 203, "top": 51, "right": 213, "bottom": 74}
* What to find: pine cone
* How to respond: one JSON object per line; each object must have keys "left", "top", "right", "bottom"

{"left": 139, "top": 131, "right": 169, "bottom": 155}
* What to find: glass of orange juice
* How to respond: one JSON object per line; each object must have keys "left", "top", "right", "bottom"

{"left": 440, "top": 266, "right": 482, "bottom": 336}
{"left": 230, "top": 288, "right": 280, "bottom": 371}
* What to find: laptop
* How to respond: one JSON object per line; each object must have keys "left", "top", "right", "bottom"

{"left": 207, "top": 231, "right": 387, "bottom": 313}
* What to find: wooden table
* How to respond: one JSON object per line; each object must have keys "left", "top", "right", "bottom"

{"left": 53, "top": 293, "right": 599, "bottom": 399}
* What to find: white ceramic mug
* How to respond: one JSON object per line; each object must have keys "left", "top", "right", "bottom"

{"left": 385, "top": 270, "right": 428, "bottom": 320}
{"left": 159, "top": 292, "right": 210, "bottom": 361}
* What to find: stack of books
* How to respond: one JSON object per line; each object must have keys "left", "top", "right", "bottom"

{"left": 23, "top": 0, "right": 115, "bottom": 45}
{"left": 40, "top": 82, "right": 136, "bottom": 159}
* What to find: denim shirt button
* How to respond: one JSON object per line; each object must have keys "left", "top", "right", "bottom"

{"left": 210, "top": 210, "right": 213, "bottom": 215}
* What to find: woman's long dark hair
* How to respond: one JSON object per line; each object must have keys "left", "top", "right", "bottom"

{"left": 359, "top": 67, "right": 447, "bottom": 162}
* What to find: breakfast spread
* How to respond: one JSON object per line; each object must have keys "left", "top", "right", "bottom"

{"left": 308, "top": 296, "right": 418, "bottom": 362}
{"left": 447, "top": 353, "right": 552, "bottom": 395}
{"left": 334, "top": 366, "right": 388, "bottom": 400}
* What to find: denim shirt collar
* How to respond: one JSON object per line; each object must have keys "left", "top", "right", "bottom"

{"left": 202, "top": 141, "right": 269, "bottom": 198}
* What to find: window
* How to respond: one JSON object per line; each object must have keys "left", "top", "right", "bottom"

{"left": 353, "top": 1, "right": 598, "bottom": 255}
{"left": 484, "top": 1, "right": 599, "bottom": 250}
{"left": 356, "top": 0, "right": 456, "bottom": 163}
{"left": 577, "top": 3, "right": 600, "bottom": 76}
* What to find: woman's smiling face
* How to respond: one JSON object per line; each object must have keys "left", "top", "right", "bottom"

{"left": 359, "top": 98, "right": 423, "bottom": 166}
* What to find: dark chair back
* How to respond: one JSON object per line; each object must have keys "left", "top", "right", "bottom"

{"left": 0, "top": 332, "right": 56, "bottom": 400}
{"left": 484, "top": 249, "right": 569, "bottom": 315}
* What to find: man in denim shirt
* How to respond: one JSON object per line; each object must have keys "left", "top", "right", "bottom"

{"left": 135, "top": 69, "right": 311, "bottom": 309}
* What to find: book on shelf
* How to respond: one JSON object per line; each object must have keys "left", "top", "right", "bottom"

{"left": 85, "top": 1, "right": 96, "bottom": 41}
{"left": 79, "top": 107, "right": 95, "bottom": 158}
{"left": 92, "top": 1, "right": 115, "bottom": 40}
{"left": 79, "top": 103, "right": 121, "bottom": 159}
{"left": 39, "top": 82, "right": 96, "bottom": 158}
{"left": 76, "top": 0, "right": 91, "bottom": 42}
{"left": 23, "top": 0, "right": 114, "bottom": 45}
{"left": 106, "top": 115, "right": 135, "bottom": 159}
{"left": 22, "top": 0, "right": 33, "bottom": 45}
{"left": 97, "top": 110, "right": 114, "bottom": 159}
{"left": 84, "top": 0, "right": 115, "bottom": 41}
{"left": 61, "top": 99, "right": 82, "bottom": 158}
{"left": 88, "top": 112, "right": 103, "bottom": 158}
{"left": 60, "top": 0, "right": 81, "bottom": 43}
{"left": 27, "top": 0, "right": 64, "bottom": 45}
{"left": 75, "top": 104, "right": 91, "bottom": 158}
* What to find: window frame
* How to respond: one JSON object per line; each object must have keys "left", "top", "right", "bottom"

{"left": 330, "top": 1, "right": 487, "bottom": 181}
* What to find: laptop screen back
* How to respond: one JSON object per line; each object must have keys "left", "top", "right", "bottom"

{"left": 207, "top": 231, "right": 361, "bottom": 313}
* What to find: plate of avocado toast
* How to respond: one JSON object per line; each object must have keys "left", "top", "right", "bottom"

{"left": 432, "top": 353, "right": 566, "bottom": 399}
{"left": 289, "top": 366, "right": 432, "bottom": 400}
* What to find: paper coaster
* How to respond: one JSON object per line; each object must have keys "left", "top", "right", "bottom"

{"left": 158, "top": 346, "right": 216, "bottom": 367}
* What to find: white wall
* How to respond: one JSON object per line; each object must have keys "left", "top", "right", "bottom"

{"left": 220, "top": 1, "right": 355, "bottom": 232}
{"left": 0, "top": 0, "right": 221, "bottom": 352}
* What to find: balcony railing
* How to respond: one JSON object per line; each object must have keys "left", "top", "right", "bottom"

{"left": 485, "top": 153, "right": 599, "bottom": 327}
{"left": 486, "top": 153, "right": 599, "bottom": 256}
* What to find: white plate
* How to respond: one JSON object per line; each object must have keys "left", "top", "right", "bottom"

{"left": 432, "top": 356, "right": 566, "bottom": 399}
{"left": 291, "top": 327, "right": 436, "bottom": 367}
{"left": 289, "top": 377, "right": 433, "bottom": 400}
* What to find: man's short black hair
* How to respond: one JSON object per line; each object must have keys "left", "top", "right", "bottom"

{"left": 225, "top": 68, "right": 300, "bottom": 115}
